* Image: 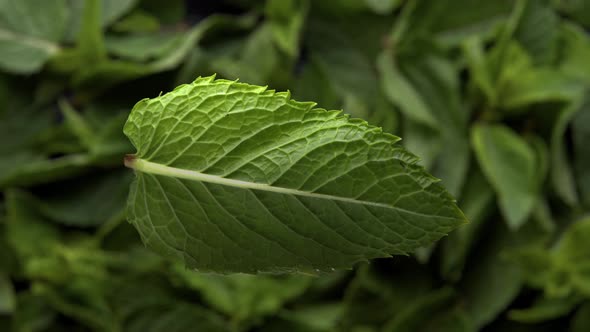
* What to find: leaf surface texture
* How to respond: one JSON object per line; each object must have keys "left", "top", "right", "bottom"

{"left": 123, "top": 76, "right": 466, "bottom": 273}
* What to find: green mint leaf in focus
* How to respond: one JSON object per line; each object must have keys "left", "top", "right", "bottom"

{"left": 122, "top": 76, "right": 467, "bottom": 274}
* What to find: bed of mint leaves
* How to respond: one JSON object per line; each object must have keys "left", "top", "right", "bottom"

{"left": 0, "top": 0, "right": 589, "bottom": 331}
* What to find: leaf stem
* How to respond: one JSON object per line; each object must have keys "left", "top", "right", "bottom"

{"left": 124, "top": 154, "right": 137, "bottom": 168}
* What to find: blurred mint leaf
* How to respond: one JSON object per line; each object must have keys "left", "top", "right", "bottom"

{"left": 472, "top": 124, "right": 541, "bottom": 229}
{"left": 122, "top": 302, "right": 231, "bottom": 332}
{"left": 292, "top": 60, "right": 343, "bottom": 112}
{"left": 172, "top": 265, "right": 311, "bottom": 328}
{"left": 382, "top": 287, "right": 464, "bottom": 332}
{"left": 571, "top": 302, "right": 590, "bottom": 332}
{"left": 462, "top": 36, "right": 497, "bottom": 105}
{"left": 509, "top": 295, "right": 582, "bottom": 323}
{"left": 64, "top": 0, "right": 139, "bottom": 41}
{"left": 31, "top": 281, "right": 117, "bottom": 331}
{"left": 33, "top": 170, "right": 132, "bottom": 227}
{"left": 0, "top": 102, "right": 54, "bottom": 155}
{"left": 512, "top": 217, "right": 590, "bottom": 298}
{"left": 4, "top": 190, "right": 61, "bottom": 262}
{"left": 9, "top": 292, "right": 57, "bottom": 332}
{"left": 397, "top": 0, "right": 513, "bottom": 47}
{"left": 572, "top": 98, "right": 590, "bottom": 208}
{"left": 491, "top": 41, "right": 585, "bottom": 110}
{"left": 138, "top": 0, "right": 184, "bottom": 25}
{"left": 514, "top": 0, "right": 559, "bottom": 65}
{"left": 558, "top": 23, "right": 590, "bottom": 84}
{"left": 378, "top": 51, "right": 437, "bottom": 128}
{"left": 0, "top": 98, "right": 128, "bottom": 188}
{"left": 551, "top": 102, "right": 582, "bottom": 206}
{"left": 102, "top": 0, "right": 140, "bottom": 26}
{"left": 271, "top": 303, "right": 343, "bottom": 332}
{"left": 0, "top": 94, "right": 86, "bottom": 189}
{"left": 123, "top": 76, "right": 466, "bottom": 273}
{"left": 265, "top": 0, "right": 308, "bottom": 57}
{"left": 364, "top": 0, "right": 402, "bottom": 15}
{"left": 340, "top": 260, "right": 435, "bottom": 329}
{"left": 78, "top": 0, "right": 107, "bottom": 62}
{"left": 210, "top": 23, "right": 280, "bottom": 86}
{"left": 306, "top": 18, "right": 379, "bottom": 105}
{"left": 440, "top": 168, "right": 495, "bottom": 281}
{"left": 0, "top": 273, "right": 14, "bottom": 314}
{"left": 105, "top": 32, "right": 185, "bottom": 62}
{"left": 48, "top": 0, "right": 107, "bottom": 74}
{"left": 464, "top": 30, "right": 584, "bottom": 112}
{"left": 553, "top": 217, "right": 590, "bottom": 296}
{"left": 110, "top": 277, "right": 232, "bottom": 332}
{"left": 0, "top": 0, "right": 67, "bottom": 73}
{"left": 458, "top": 224, "right": 530, "bottom": 330}
{"left": 70, "top": 15, "right": 239, "bottom": 90}
{"left": 500, "top": 68, "right": 585, "bottom": 109}
{"left": 398, "top": 53, "right": 469, "bottom": 196}
{"left": 0, "top": 152, "right": 94, "bottom": 188}
{"left": 553, "top": 0, "right": 590, "bottom": 28}
{"left": 111, "top": 9, "right": 160, "bottom": 33}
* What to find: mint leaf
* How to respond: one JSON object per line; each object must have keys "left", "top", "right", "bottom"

{"left": 459, "top": 224, "right": 525, "bottom": 329}
{"left": 0, "top": 273, "right": 14, "bottom": 314}
{"left": 382, "top": 287, "right": 458, "bottom": 332}
{"left": 500, "top": 68, "right": 585, "bottom": 109}
{"left": 340, "top": 260, "right": 434, "bottom": 329}
{"left": 472, "top": 124, "right": 540, "bottom": 229}
{"left": 440, "top": 168, "right": 495, "bottom": 281}
{"left": 0, "top": 0, "right": 67, "bottom": 73}
{"left": 64, "top": 0, "right": 138, "bottom": 41}
{"left": 110, "top": 277, "right": 231, "bottom": 332}
{"left": 33, "top": 170, "right": 132, "bottom": 227}
{"left": 210, "top": 23, "right": 279, "bottom": 86}
{"left": 398, "top": 0, "right": 513, "bottom": 47}
{"left": 554, "top": 0, "right": 590, "bottom": 28}
{"left": 559, "top": 23, "right": 590, "bottom": 83}
{"left": 306, "top": 18, "right": 379, "bottom": 105}
{"left": 377, "top": 51, "right": 436, "bottom": 128}
{"left": 573, "top": 98, "right": 590, "bottom": 207}
{"left": 509, "top": 295, "right": 582, "bottom": 323}
{"left": 3, "top": 1, "right": 589, "bottom": 329}
{"left": 397, "top": 53, "right": 470, "bottom": 197}
{"left": 572, "top": 303, "right": 590, "bottom": 332}
{"left": 69, "top": 15, "right": 238, "bottom": 89}
{"left": 551, "top": 102, "right": 581, "bottom": 206}
{"left": 512, "top": 217, "right": 590, "bottom": 298}
{"left": 105, "top": 32, "right": 184, "bottom": 62}
{"left": 0, "top": 99, "right": 129, "bottom": 188}
{"left": 172, "top": 265, "right": 311, "bottom": 328}
{"left": 123, "top": 76, "right": 466, "bottom": 273}
{"left": 462, "top": 37, "right": 497, "bottom": 105}
{"left": 364, "top": 0, "right": 402, "bottom": 15}
{"left": 111, "top": 9, "right": 160, "bottom": 33}
{"left": 265, "top": 0, "right": 308, "bottom": 57}
{"left": 514, "top": 0, "right": 559, "bottom": 65}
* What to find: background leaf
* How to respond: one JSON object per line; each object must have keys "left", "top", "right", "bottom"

{"left": 472, "top": 124, "right": 541, "bottom": 229}
{"left": 0, "top": 0, "right": 66, "bottom": 73}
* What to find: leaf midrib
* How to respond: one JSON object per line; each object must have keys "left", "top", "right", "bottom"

{"left": 128, "top": 157, "right": 465, "bottom": 223}
{"left": 126, "top": 157, "right": 395, "bottom": 209}
{"left": 0, "top": 27, "right": 60, "bottom": 53}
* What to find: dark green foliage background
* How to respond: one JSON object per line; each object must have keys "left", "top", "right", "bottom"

{"left": 1, "top": 0, "right": 589, "bottom": 331}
